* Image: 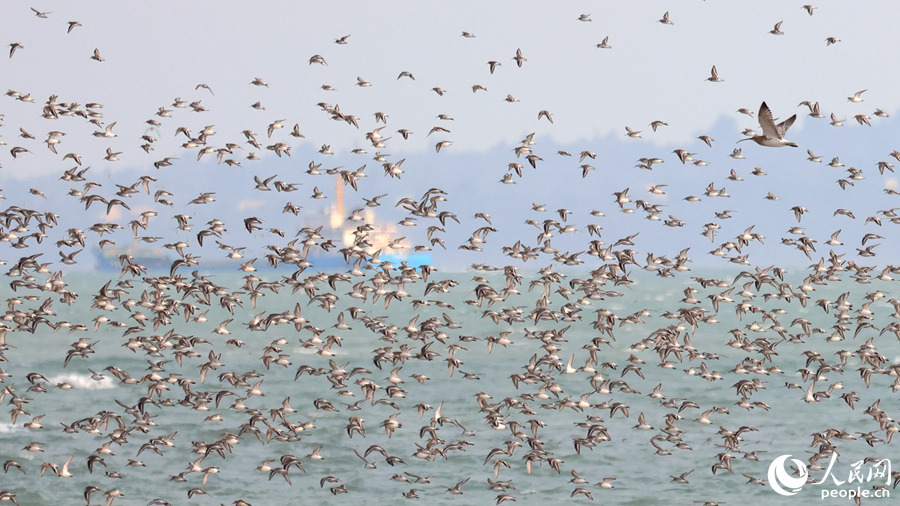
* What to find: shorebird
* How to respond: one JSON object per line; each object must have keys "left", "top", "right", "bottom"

{"left": 798, "top": 101, "right": 823, "bottom": 118}
{"left": 93, "top": 122, "right": 117, "bottom": 138}
{"left": 105, "top": 148, "right": 122, "bottom": 161}
{"left": 513, "top": 48, "right": 526, "bottom": 67}
{"left": 738, "top": 102, "right": 797, "bottom": 147}
{"left": 444, "top": 477, "right": 470, "bottom": 494}
{"left": 2, "top": 8, "right": 899, "bottom": 506}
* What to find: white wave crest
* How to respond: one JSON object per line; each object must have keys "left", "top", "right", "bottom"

{"left": 0, "top": 422, "right": 22, "bottom": 434}
{"left": 48, "top": 373, "right": 116, "bottom": 390}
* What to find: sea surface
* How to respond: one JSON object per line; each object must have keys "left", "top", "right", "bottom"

{"left": 1, "top": 267, "right": 897, "bottom": 506}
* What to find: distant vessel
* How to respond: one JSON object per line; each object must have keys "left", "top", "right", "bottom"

{"left": 92, "top": 176, "right": 432, "bottom": 273}
{"left": 90, "top": 246, "right": 432, "bottom": 273}
{"left": 92, "top": 245, "right": 173, "bottom": 273}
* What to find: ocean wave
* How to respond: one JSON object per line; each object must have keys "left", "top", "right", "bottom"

{"left": 0, "top": 422, "right": 22, "bottom": 434}
{"left": 47, "top": 373, "right": 116, "bottom": 390}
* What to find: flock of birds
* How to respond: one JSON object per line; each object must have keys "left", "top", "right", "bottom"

{"left": 2, "top": 4, "right": 900, "bottom": 506}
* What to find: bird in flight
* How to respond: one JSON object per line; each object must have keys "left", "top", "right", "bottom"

{"left": 739, "top": 102, "right": 797, "bottom": 147}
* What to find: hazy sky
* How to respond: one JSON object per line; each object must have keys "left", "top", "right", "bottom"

{"left": 3, "top": 0, "right": 899, "bottom": 171}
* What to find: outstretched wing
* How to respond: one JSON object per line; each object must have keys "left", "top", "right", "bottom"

{"left": 757, "top": 102, "right": 779, "bottom": 140}
{"left": 776, "top": 114, "right": 797, "bottom": 138}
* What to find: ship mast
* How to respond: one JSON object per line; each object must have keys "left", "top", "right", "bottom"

{"left": 329, "top": 174, "right": 345, "bottom": 231}
{"left": 335, "top": 174, "right": 344, "bottom": 219}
